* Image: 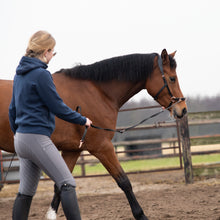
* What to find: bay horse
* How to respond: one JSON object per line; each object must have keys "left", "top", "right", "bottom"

{"left": 0, "top": 49, "right": 187, "bottom": 220}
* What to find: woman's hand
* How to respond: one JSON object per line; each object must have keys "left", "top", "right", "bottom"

{"left": 85, "top": 118, "right": 92, "bottom": 127}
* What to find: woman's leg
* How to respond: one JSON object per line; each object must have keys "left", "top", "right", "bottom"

{"left": 18, "top": 158, "right": 42, "bottom": 196}
{"left": 13, "top": 137, "right": 42, "bottom": 220}
{"left": 15, "top": 133, "right": 81, "bottom": 220}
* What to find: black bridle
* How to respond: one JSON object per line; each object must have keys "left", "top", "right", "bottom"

{"left": 153, "top": 55, "right": 185, "bottom": 108}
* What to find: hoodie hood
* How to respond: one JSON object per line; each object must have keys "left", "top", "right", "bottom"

{"left": 16, "top": 56, "right": 48, "bottom": 75}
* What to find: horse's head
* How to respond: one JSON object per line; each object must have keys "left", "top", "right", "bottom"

{"left": 146, "top": 49, "right": 187, "bottom": 119}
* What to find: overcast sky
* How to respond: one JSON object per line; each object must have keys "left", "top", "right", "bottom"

{"left": 1, "top": 0, "right": 219, "bottom": 101}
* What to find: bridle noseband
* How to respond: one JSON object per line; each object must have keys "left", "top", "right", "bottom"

{"left": 153, "top": 55, "right": 185, "bottom": 108}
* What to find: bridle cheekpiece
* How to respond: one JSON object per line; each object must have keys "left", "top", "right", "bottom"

{"left": 153, "top": 55, "right": 185, "bottom": 109}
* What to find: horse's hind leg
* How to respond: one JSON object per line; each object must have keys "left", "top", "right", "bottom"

{"left": 93, "top": 142, "right": 149, "bottom": 220}
{"left": 46, "top": 151, "right": 80, "bottom": 220}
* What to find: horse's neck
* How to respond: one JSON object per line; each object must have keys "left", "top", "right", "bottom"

{"left": 96, "top": 80, "right": 144, "bottom": 109}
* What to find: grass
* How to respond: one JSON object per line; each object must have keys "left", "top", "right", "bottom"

{"left": 72, "top": 153, "right": 220, "bottom": 176}
{"left": 188, "top": 111, "right": 220, "bottom": 120}
{"left": 191, "top": 136, "right": 220, "bottom": 146}
{"left": 193, "top": 166, "right": 220, "bottom": 178}
{"left": 191, "top": 154, "right": 220, "bottom": 165}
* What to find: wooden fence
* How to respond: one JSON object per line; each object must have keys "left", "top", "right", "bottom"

{"left": 1, "top": 107, "right": 220, "bottom": 185}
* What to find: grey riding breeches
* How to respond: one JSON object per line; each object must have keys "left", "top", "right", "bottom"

{"left": 14, "top": 132, "right": 76, "bottom": 196}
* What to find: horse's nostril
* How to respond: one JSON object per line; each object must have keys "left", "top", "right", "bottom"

{"left": 174, "top": 107, "right": 187, "bottom": 119}
{"left": 182, "top": 107, "right": 187, "bottom": 116}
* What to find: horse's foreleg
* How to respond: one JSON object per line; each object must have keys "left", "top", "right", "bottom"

{"left": 93, "top": 142, "right": 149, "bottom": 220}
{"left": 46, "top": 151, "right": 80, "bottom": 220}
{"left": 117, "top": 173, "right": 148, "bottom": 220}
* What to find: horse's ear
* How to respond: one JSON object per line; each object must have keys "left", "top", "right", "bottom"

{"left": 161, "top": 49, "right": 169, "bottom": 65}
{"left": 170, "top": 51, "right": 177, "bottom": 58}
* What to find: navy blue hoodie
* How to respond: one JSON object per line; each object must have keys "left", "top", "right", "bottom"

{"left": 9, "top": 56, "right": 86, "bottom": 137}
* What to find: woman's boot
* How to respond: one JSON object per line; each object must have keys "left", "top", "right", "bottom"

{"left": 60, "top": 184, "right": 81, "bottom": 220}
{"left": 12, "top": 193, "right": 33, "bottom": 220}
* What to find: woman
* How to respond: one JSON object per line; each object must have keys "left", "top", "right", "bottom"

{"left": 9, "top": 30, "right": 92, "bottom": 220}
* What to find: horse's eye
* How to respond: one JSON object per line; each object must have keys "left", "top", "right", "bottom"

{"left": 169, "top": 77, "right": 176, "bottom": 83}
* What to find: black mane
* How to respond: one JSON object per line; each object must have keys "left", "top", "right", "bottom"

{"left": 56, "top": 53, "right": 158, "bottom": 82}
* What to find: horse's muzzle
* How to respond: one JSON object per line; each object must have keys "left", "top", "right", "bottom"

{"left": 174, "top": 107, "right": 187, "bottom": 119}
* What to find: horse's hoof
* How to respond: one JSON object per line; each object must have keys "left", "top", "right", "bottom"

{"left": 46, "top": 206, "right": 57, "bottom": 220}
{"left": 138, "top": 214, "right": 149, "bottom": 220}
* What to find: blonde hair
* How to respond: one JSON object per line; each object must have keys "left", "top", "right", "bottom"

{"left": 25, "top": 31, "right": 56, "bottom": 57}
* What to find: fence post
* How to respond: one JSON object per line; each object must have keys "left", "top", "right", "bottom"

{"left": 0, "top": 151, "right": 3, "bottom": 190}
{"left": 179, "top": 114, "right": 193, "bottom": 184}
{"left": 80, "top": 152, "right": 86, "bottom": 177}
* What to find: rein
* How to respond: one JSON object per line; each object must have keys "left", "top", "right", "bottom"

{"left": 77, "top": 99, "right": 183, "bottom": 148}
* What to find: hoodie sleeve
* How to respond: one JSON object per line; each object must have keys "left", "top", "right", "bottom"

{"left": 36, "top": 70, "right": 86, "bottom": 125}
{"left": 8, "top": 87, "right": 18, "bottom": 134}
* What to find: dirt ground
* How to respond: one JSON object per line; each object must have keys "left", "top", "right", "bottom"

{"left": 0, "top": 170, "right": 220, "bottom": 220}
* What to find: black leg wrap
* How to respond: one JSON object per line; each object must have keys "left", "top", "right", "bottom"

{"left": 116, "top": 175, "right": 149, "bottom": 220}
{"left": 51, "top": 184, "right": 61, "bottom": 213}
{"left": 12, "top": 193, "right": 33, "bottom": 220}
{"left": 116, "top": 175, "right": 132, "bottom": 191}
{"left": 60, "top": 184, "right": 81, "bottom": 220}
